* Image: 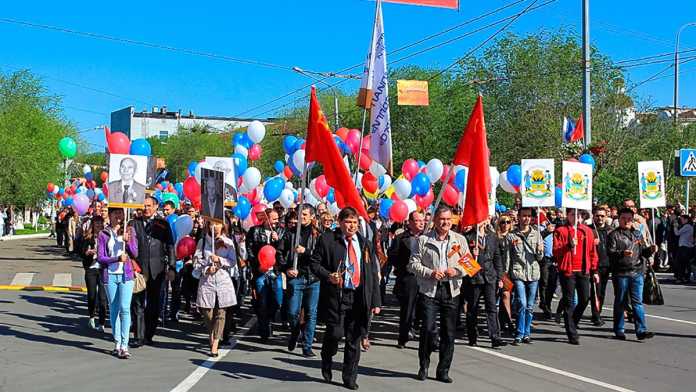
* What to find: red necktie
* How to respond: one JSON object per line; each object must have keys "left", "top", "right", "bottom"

{"left": 347, "top": 236, "right": 360, "bottom": 288}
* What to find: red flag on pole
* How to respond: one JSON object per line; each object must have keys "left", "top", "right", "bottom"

{"left": 452, "top": 95, "right": 491, "bottom": 227}
{"left": 305, "top": 87, "right": 369, "bottom": 220}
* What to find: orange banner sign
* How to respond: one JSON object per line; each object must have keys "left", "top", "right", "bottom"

{"left": 457, "top": 252, "right": 481, "bottom": 277}
{"left": 397, "top": 80, "right": 429, "bottom": 106}
{"left": 382, "top": 0, "right": 459, "bottom": 9}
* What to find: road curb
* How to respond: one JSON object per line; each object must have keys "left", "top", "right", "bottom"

{"left": 0, "top": 285, "right": 86, "bottom": 293}
{"left": 0, "top": 233, "right": 51, "bottom": 241}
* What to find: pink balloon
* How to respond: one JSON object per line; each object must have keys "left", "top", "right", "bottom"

{"left": 345, "top": 130, "right": 362, "bottom": 154}
{"left": 248, "top": 144, "right": 263, "bottom": 161}
{"left": 402, "top": 159, "right": 419, "bottom": 181}
{"left": 359, "top": 151, "right": 372, "bottom": 171}
{"left": 315, "top": 175, "right": 329, "bottom": 198}
{"left": 442, "top": 184, "right": 459, "bottom": 206}
{"left": 390, "top": 200, "right": 408, "bottom": 222}
{"left": 415, "top": 188, "right": 434, "bottom": 209}
{"left": 361, "top": 135, "right": 371, "bottom": 151}
{"left": 107, "top": 132, "right": 131, "bottom": 154}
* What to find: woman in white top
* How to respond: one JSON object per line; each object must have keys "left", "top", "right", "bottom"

{"left": 194, "top": 221, "right": 237, "bottom": 357}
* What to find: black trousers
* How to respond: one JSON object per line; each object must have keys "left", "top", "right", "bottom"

{"left": 419, "top": 284, "right": 458, "bottom": 377}
{"left": 321, "top": 289, "right": 367, "bottom": 385}
{"left": 559, "top": 272, "right": 591, "bottom": 340}
{"left": 131, "top": 271, "right": 165, "bottom": 343}
{"left": 222, "top": 277, "right": 242, "bottom": 341}
{"left": 169, "top": 269, "right": 184, "bottom": 318}
{"left": 395, "top": 274, "right": 419, "bottom": 345}
{"left": 463, "top": 281, "right": 499, "bottom": 343}
{"left": 675, "top": 246, "right": 693, "bottom": 280}
{"left": 538, "top": 258, "right": 554, "bottom": 312}
{"left": 84, "top": 268, "right": 106, "bottom": 325}
{"left": 590, "top": 267, "right": 610, "bottom": 322}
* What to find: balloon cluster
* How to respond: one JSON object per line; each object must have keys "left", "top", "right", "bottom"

{"left": 47, "top": 176, "right": 106, "bottom": 215}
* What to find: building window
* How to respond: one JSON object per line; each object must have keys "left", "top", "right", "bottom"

{"left": 158, "top": 130, "right": 169, "bottom": 139}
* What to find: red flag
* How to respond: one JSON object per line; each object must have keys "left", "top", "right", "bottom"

{"left": 452, "top": 95, "right": 491, "bottom": 226}
{"left": 305, "top": 87, "right": 368, "bottom": 220}
{"left": 571, "top": 114, "right": 584, "bottom": 142}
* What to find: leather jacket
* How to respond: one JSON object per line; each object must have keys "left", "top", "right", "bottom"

{"left": 279, "top": 224, "right": 319, "bottom": 283}
{"left": 246, "top": 224, "right": 285, "bottom": 276}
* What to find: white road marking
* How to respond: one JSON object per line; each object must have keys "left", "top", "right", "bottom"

{"left": 466, "top": 345, "right": 637, "bottom": 392}
{"left": 169, "top": 316, "right": 256, "bottom": 392}
{"left": 10, "top": 273, "right": 34, "bottom": 286}
{"left": 52, "top": 273, "right": 72, "bottom": 287}
{"left": 603, "top": 305, "right": 696, "bottom": 326}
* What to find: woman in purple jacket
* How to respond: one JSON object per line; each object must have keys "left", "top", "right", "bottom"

{"left": 98, "top": 208, "right": 138, "bottom": 359}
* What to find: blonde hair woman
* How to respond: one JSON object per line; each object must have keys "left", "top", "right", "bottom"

{"left": 495, "top": 214, "right": 514, "bottom": 334}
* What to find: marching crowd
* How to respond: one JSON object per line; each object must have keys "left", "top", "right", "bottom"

{"left": 51, "top": 195, "right": 691, "bottom": 389}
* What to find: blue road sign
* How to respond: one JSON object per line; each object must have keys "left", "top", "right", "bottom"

{"left": 679, "top": 149, "right": 696, "bottom": 176}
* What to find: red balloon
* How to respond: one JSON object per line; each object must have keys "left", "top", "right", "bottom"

{"left": 359, "top": 150, "right": 372, "bottom": 171}
{"left": 415, "top": 188, "right": 434, "bottom": 209}
{"left": 315, "top": 175, "right": 329, "bottom": 198}
{"left": 361, "top": 172, "right": 378, "bottom": 194}
{"left": 336, "top": 127, "right": 349, "bottom": 141}
{"left": 361, "top": 135, "right": 371, "bottom": 151}
{"left": 258, "top": 245, "right": 276, "bottom": 273}
{"left": 283, "top": 165, "right": 293, "bottom": 180}
{"left": 402, "top": 159, "right": 419, "bottom": 181}
{"left": 390, "top": 192, "right": 400, "bottom": 201}
{"left": 47, "top": 183, "right": 54, "bottom": 193}
{"left": 390, "top": 200, "right": 409, "bottom": 222}
{"left": 248, "top": 144, "right": 263, "bottom": 161}
{"left": 183, "top": 176, "right": 201, "bottom": 201}
{"left": 102, "top": 184, "right": 109, "bottom": 197}
{"left": 107, "top": 131, "right": 131, "bottom": 154}
{"left": 442, "top": 184, "right": 459, "bottom": 206}
{"left": 100, "top": 171, "right": 108, "bottom": 182}
{"left": 176, "top": 236, "right": 197, "bottom": 259}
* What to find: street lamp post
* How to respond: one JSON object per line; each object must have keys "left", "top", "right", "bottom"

{"left": 674, "top": 22, "right": 696, "bottom": 125}
{"left": 292, "top": 66, "right": 341, "bottom": 131}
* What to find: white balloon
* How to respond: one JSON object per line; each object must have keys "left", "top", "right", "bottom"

{"left": 404, "top": 199, "right": 417, "bottom": 214}
{"left": 234, "top": 145, "right": 249, "bottom": 158}
{"left": 94, "top": 188, "right": 103, "bottom": 195}
{"left": 356, "top": 173, "right": 363, "bottom": 190}
{"left": 328, "top": 202, "right": 340, "bottom": 216}
{"left": 285, "top": 181, "right": 294, "bottom": 189}
{"left": 309, "top": 178, "right": 321, "bottom": 200}
{"left": 369, "top": 161, "right": 386, "bottom": 177}
{"left": 378, "top": 174, "right": 392, "bottom": 194}
{"left": 425, "top": 159, "right": 443, "bottom": 183}
{"left": 490, "top": 167, "right": 500, "bottom": 189}
{"left": 82, "top": 164, "right": 92, "bottom": 174}
{"left": 499, "top": 171, "right": 517, "bottom": 193}
{"left": 303, "top": 189, "right": 319, "bottom": 207}
{"left": 247, "top": 120, "right": 266, "bottom": 143}
{"left": 195, "top": 161, "right": 212, "bottom": 184}
{"left": 242, "top": 167, "right": 262, "bottom": 190}
{"left": 292, "top": 150, "right": 305, "bottom": 172}
{"left": 279, "top": 188, "right": 294, "bottom": 208}
{"left": 51, "top": 186, "right": 59, "bottom": 194}
{"left": 393, "top": 178, "right": 412, "bottom": 200}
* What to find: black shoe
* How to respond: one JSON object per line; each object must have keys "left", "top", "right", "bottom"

{"left": 522, "top": 337, "right": 532, "bottom": 344}
{"left": 554, "top": 312, "right": 562, "bottom": 324}
{"left": 288, "top": 333, "right": 298, "bottom": 352}
{"left": 569, "top": 337, "right": 580, "bottom": 345}
{"left": 302, "top": 349, "right": 316, "bottom": 358}
{"left": 144, "top": 338, "right": 154, "bottom": 346}
{"left": 321, "top": 363, "right": 332, "bottom": 383}
{"left": 637, "top": 331, "right": 655, "bottom": 341}
{"left": 468, "top": 340, "right": 477, "bottom": 347}
{"left": 492, "top": 339, "right": 508, "bottom": 348}
{"left": 417, "top": 367, "right": 428, "bottom": 381}
{"left": 220, "top": 338, "right": 231, "bottom": 346}
{"left": 396, "top": 344, "right": 405, "bottom": 349}
{"left": 344, "top": 381, "right": 359, "bottom": 390}
{"left": 614, "top": 334, "right": 627, "bottom": 341}
{"left": 592, "top": 319, "right": 606, "bottom": 327}
{"left": 541, "top": 312, "right": 552, "bottom": 321}
{"left": 129, "top": 341, "right": 142, "bottom": 348}
{"left": 511, "top": 338, "right": 521, "bottom": 346}
{"left": 436, "top": 375, "right": 453, "bottom": 383}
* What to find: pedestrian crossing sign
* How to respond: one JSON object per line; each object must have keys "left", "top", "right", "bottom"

{"left": 679, "top": 149, "right": 696, "bottom": 176}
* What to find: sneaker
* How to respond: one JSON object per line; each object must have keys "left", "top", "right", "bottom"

{"left": 511, "top": 338, "right": 522, "bottom": 346}
{"left": 522, "top": 337, "right": 533, "bottom": 344}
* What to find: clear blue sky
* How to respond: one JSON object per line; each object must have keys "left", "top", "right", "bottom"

{"left": 2, "top": 0, "right": 695, "bottom": 151}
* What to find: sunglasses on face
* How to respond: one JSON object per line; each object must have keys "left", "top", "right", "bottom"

{"left": 500, "top": 220, "right": 511, "bottom": 224}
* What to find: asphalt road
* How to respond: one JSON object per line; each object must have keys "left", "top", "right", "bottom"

{"left": 1, "top": 238, "right": 695, "bottom": 392}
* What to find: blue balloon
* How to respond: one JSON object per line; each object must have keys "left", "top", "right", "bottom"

{"left": 274, "top": 160, "right": 285, "bottom": 174}
{"left": 379, "top": 199, "right": 394, "bottom": 220}
{"left": 64, "top": 197, "right": 73, "bottom": 206}
{"left": 417, "top": 160, "right": 426, "bottom": 168}
{"left": 235, "top": 196, "right": 252, "bottom": 219}
{"left": 97, "top": 193, "right": 105, "bottom": 201}
{"left": 340, "top": 141, "right": 352, "bottom": 155}
{"left": 232, "top": 153, "right": 248, "bottom": 177}
{"left": 153, "top": 189, "right": 163, "bottom": 204}
{"left": 86, "top": 189, "right": 95, "bottom": 199}
{"left": 130, "top": 138, "right": 152, "bottom": 156}
{"left": 327, "top": 188, "right": 335, "bottom": 204}
{"left": 454, "top": 169, "right": 467, "bottom": 192}
{"left": 85, "top": 172, "right": 93, "bottom": 181}
{"left": 283, "top": 135, "right": 298, "bottom": 154}
{"left": 263, "top": 177, "right": 285, "bottom": 202}
{"left": 506, "top": 164, "right": 522, "bottom": 187}
{"left": 58, "top": 187, "right": 64, "bottom": 195}
{"left": 579, "top": 153, "right": 595, "bottom": 170}
{"left": 378, "top": 175, "right": 385, "bottom": 189}
{"left": 555, "top": 186, "right": 563, "bottom": 208}
{"left": 412, "top": 173, "right": 431, "bottom": 196}
{"left": 239, "top": 133, "right": 253, "bottom": 149}
{"left": 77, "top": 186, "right": 88, "bottom": 193}
{"left": 187, "top": 161, "right": 198, "bottom": 177}
{"left": 293, "top": 138, "right": 305, "bottom": 154}
{"left": 167, "top": 214, "right": 179, "bottom": 242}
{"left": 175, "top": 182, "right": 184, "bottom": 197}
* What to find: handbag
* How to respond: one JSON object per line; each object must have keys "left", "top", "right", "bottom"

{"left": 643, "top": 266, "right": 664, "bottom": 305}
{"left": 131, "top": 259, "right": 147, "bottom": 294}
{"left": 501, "top": 273, "right": 514, "bottom": 292}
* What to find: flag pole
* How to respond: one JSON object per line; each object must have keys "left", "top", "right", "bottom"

{"left": 354, "top": 109, "right": 369, "bottom": 185}
{"left": 292, "top": 162, "right": 308, "bottom": 270}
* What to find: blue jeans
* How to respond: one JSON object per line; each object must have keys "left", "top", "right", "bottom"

{"left": 106, "top": 274, "right": 134, "bottom": 348}
{"left": 514, "top": 280, "right": 538, "bottom": 339}
{"left": 287, "top": 277, "right": 320, "bottom": 351}
{"left": 254, "top": 273, "right": 284, "bottom": 339}
{"left": 613, "top": 274, "right": 648, "bottom": 335}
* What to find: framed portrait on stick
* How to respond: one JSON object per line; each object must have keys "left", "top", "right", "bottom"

{"left": 206, "top": 156, "right": 238, "bottom": 206}
{"left": 107, "top": 154, "right": 148, "bottom": 208}
{"left": 201, "top": 168, "right": 225, "bottom": 223}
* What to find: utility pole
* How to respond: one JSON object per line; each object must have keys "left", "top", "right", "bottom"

{"left": 674, "top": 22, "right": 696, "bottom": 126}
{"left": 582, "top": 0, "right": 591, "bottom": 147}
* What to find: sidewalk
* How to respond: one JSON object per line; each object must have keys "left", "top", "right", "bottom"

{"left": 0, "top": 233, "right": 51, "bottom": 241}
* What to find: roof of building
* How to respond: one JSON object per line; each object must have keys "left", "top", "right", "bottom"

{"left": 115, "top": 106, "right": 275, "bottom": 123}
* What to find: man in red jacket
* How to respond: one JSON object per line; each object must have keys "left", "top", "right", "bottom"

{"left": 553, "top": 208, "right": 599, "bottom": 345}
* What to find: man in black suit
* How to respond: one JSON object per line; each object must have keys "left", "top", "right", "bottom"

{"left": 130, "top": 196, "right": 176, "bottom": 347}
{"left": 310, "top": 207, "right": 382, "bottom": 390}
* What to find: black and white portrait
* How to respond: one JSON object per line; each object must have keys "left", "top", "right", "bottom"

{"left": 145, "top": 156, "right": 158, "bottom": 188}
{"left": 201, "top": 168, "right": 224, "bottom": 222}
{"left": 107, "top": 154, "right": 148, "bottom": 207}
{"left": 206, "top": 156, "right": 238, "bottom": 204}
